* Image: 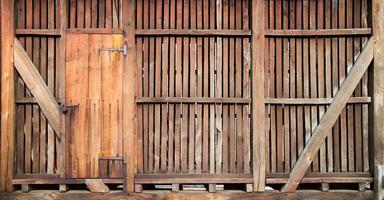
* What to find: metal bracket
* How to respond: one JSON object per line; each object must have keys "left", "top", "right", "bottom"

{"left": 98, "top": 45, "right": 127, "bottom": 56}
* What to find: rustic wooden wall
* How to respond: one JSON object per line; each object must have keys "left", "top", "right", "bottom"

{"left": 14, "top": 0, "right": 61, "bottom": 176}
{"left": 135, "top": 0, "right": 252, "bottom": 175}
{"left": 264, "top": 0, "right": 371, "bottom": 176}
{"left": 8, "top": 0, "right": 377, "bottom": 192}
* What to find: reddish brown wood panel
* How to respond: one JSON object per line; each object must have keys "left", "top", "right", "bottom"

{"left": 65, "top": 34, "right": 124, "bottom": 178}
{"left": 264, "top": 0, "right": 371, "bottom": 177}
{"left": 14, "top": 0, "right": 61, "bottom": 176}
{"left": 135, "top": 0, "right": 252, "bottom": 176}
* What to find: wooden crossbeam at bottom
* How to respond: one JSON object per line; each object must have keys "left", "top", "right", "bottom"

{"left": 281, "top": 38, "right": 374, "bottom": 192}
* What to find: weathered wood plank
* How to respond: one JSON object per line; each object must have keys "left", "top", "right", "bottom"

{"left": 14, "top": 39, "right": 61, "bottom": 138}
{"left": 122, "top": 0, "right": 136, "bottom": 192}
{"left": 281, "top": 38, "right": 373, "bottom": 192}
{"left": 0, "top": 0, "right": 15, "bottom": 192}
{"left": 252, "top": 0, "right": 265, "bottom": 191}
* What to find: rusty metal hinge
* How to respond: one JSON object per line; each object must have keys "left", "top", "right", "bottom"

{"left": 98, "top": 45, "right": 127, "bottom": 56}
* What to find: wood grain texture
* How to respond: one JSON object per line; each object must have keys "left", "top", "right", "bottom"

{"left": 281, "top": 38, "right": 373, "bottom": 192}
{"left": 0, "top": 0, "right": 14, "bottom": 192}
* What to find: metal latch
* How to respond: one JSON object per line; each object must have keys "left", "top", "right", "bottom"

{"left": 98, "top": 45, "right": 127, "bottom": 56}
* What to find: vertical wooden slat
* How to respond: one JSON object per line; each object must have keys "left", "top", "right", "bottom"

{"left": 189, "top": 0, "right": 196, "bottom": 174}
{"left": 289, "top": 0, "right": 297, "bottom": 169}
{"left": 339, "top": 0, "right": 348, "bottom": 172}
{"left": 317, "top": 0, "right": 326, "bottom": 173}
{"left": 209, "top": 0, "right": 216, "bottom": 176}
{"left": 216, "top": 0, "right": 223, "bottom": 174}
{"left": 160, "top": 0, "right": 169, "bottom": 173}
{"left": 235, "top": 0, "right": 243, "bottom": 173}
{"left": 154, "top": 0, "right": 162, "bottom": 173}
{"left": 168, "top": 0, "right": 176, "bottom": 173}
{"left": 221, "top": 0, "right": 228, "bottom": 174}
{"left": 0, "top": 0, "right": 14, "bottom": 192}
{"left": 252, "top": 0, "right": 265, "bottom": 191}
{"left": 331, "top": 0, "right": 340, "bottom": 172}
{"left": 325, "top": 0, "right": 334, "bottom": 172}
{"left": 282, "top": 0, "right": 290, "bottom": 173}
{"left": 181, "top": 0, "right": 189, "bottom": 173}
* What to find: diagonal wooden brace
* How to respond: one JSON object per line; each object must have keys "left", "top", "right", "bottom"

{"left": 281, "top": 38, "right": 373, "bottom": 192}
{"left": 13, "top": 38, "right": 62, "bottom": 140}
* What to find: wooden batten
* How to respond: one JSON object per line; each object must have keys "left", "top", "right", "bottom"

{"left": 0, "top": 0, "right": 15, "bottom": 192}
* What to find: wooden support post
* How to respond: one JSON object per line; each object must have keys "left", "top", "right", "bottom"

{"left": 134, "top": 184, "right": 143, "bottom": 193}
{"left": 172, "top": 184, "right": 179, "bottom": 192}
{"left": 373, "top": 0, "right": 384, "bottom": 198}
{"left": 122, "top": 0, "right": 136, "bottom": 192}
{"left": 0, "top": 0, "right": 15, "bottom": 192}
{"left": 21, "top": 184, "right": 31, "bottom": 193}
{"left": 251, "top": 0, "right": 266, "bottom": 192}
{"left": 321, "top": 183, "right": 329, "bottom": 192}
{"left": 246, "top": 184, "right": 253, "bottom": 193}
{"left": 281, "top": 38, "right": 373, "bottom": 192}
{"left": 208, "top": 184, "right": 216, "bottom": 193}
{"left": 358, "top": 183, "right": 366, "bottom": 192}
{"left": 58, "top": 0, "right": 67, "bottom": 182}
{"left": 59, "top": 184, "right": 68, "bottom": 193}
{"left": 374, "top": 165, "right": 383, "bottom": 200}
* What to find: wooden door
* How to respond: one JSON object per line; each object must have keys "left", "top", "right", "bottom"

{"left": 65, "top": 34, "right": 124, "bottom": 178}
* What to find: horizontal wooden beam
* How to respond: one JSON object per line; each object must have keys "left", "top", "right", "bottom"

{"left": 13, "top": 178, "right": 123, "bottom": 185}
{"left": 265, "top": 97, "right": 371, "bottom": 105}
{"left": 265, "top": 28, "right": 372, "bottom": 37}
{"left": 267, "top": 177, "right": 373, "bottom": 184}
{"left": 15, "top": 29, "right": 61, "bottom": 36}
{"left": 281, "top": 38, "right": 373, "bottom": 192}
{"left": 67, "top": 28, "right": 124, "bottom": 34}
{"left": 135, "top": 174, "right": 253, "bottom": 184}
{"left": 135, "top": 97, "right": 251, "bottom": 104}
{"left": 135, "top": 29, "right": 251, "bottom": 36}
{"left": 14, "top": 38, "right": 62, "bottom": 139}
{"left": 15, "top": 97, "right": 62, "bottom": 104}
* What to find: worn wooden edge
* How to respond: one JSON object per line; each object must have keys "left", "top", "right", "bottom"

{"left": 13, "top": 178, "right": 124, "bottom": 185}
{"left": 265, "top": 97, "right": 371, "bottom": 105}
{"left": 265, "top": 28, "right": 372, "bottom": 37}
{"left": 135, "top": 29, "right": 251, "bottom": 36}
{"left": 135, "top": 97, "right": 252, "bottom": 104}
{"left": 0, "top": 0, "right": 15, "bottom": 192}
{"left": 66, "top": 28, "right": 124, "bottom": 34}
{"left": 16, "top": 29, "right": 61, "bottom": 36}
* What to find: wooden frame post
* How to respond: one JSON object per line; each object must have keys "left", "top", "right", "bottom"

{"left": 0, "top": 0, "right": 15, "bottom": 192}
{"left": 58, "top": 0, "right": 67, "bottom": 191}
{"left": 373, "top": 0, "right": 384, "bottom": 197}
{"left": 122, "top": 0, "right": 137, "bottom": 192}
{"left": 251, "top": 0, "right": 265, "bottom": 192}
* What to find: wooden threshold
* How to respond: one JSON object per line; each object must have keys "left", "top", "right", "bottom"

{"left": 265, "top": 28, "right": 372, "bottom": 37}
{"left": 135, "top": 174, "right": 253, "bottom": 184}
{"left": 135, "top": 97, "right": 251, "bottom": 104}
{"left": 265, "top": 97, "right": 371, "bottom": 105}
{"left": 135, "top": 29, "right": 251, "bottom": 37}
